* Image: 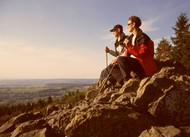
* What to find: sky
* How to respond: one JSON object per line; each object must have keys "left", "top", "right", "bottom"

{"left": 0, "top": 0, "right": 190, "bottom": 79}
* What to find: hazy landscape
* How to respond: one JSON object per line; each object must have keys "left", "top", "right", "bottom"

{"left": 0, "top": 79, "right": 97, "bottom": 106}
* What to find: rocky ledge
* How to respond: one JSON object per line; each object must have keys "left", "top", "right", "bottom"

{"left": 0, "top": 60, "right": 190, "bottom": 137}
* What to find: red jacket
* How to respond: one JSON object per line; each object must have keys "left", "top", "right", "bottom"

{"left": 125, "top": 30, "right": 157, "bottom": 76}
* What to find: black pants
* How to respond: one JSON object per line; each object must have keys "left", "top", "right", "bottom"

{"left": 99, "top": 64, "right": 123, "bottom": 83}
{"left": 117, "top": 56, "right": 145, "bottom": 80}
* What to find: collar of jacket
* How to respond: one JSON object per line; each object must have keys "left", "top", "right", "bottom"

{"left": 114, "top": 32, "right": 126, "bottom": 47}
{"left": 129, "top": 29, "right": 147, "bottom": 46}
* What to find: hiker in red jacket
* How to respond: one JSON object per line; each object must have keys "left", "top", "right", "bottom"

{"left": 117, "top": 16, "right": 157, "bottom": 83}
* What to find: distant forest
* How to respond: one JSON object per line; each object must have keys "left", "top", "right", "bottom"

{"left": 0, "top": 89, "right": 88, "bottom": 126}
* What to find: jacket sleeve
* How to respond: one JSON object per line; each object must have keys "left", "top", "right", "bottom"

{"left": 126, "top": 43, "right": 148, "bottom": 58}
{"left": 109, "top": 50, "right": 118, "bottom": 57}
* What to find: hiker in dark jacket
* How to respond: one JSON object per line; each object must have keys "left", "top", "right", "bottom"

{"left": 117, "top": 16, "right": 157, "bottom": 83}
{"left": 99, "top": 24, "right": 128, "bottom": 87}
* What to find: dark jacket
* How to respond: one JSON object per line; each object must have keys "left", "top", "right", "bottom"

{"left": 109, "top": 33, "right": 128, "bottom": 57}
{"left": 126, "top": 29, "right": 157, "bottom": 76}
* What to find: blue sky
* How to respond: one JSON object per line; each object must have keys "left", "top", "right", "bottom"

{"left": 0, "top": 0, "right": 190, "bottom": 79}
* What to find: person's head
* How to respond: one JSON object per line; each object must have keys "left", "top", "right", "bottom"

{"left": 110, "top": 24, "right": 123, "bottom": 37}
{"left": 127, "top": 16, "right": 141, "bottom": 32}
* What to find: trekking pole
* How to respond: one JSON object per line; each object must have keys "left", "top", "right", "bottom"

{"left": 99, "top": 63, "right": 116, "bottom": 93}
{"left": 106, "top": 52, "right": 108, "bottom": 67}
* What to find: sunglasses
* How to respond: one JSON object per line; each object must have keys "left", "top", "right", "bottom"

{"left": 127, "top": 23, "right": 132, "bottom": 26}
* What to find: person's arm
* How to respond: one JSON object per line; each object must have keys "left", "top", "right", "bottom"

{"left": 105, "top": 46, "right": 117, "bottom": 57}
{"left": 111, "top": 58, "right": 118, "bottom": 64}
{"left": 124, "top": 38, "right": 148, "bottom": 58}
{"left": 109, "top": 50, "right": 117, "bottom": 57}
{"left": 126, "top": 43, "right": 148, "bottom": 58}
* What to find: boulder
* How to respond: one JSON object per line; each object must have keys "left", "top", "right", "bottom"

{"left": 148, "top": 75, "right": 190, "bottom": 126}
{"left": 119, "top": 78, "right": 140, "bottom": 94}
{"left": 180, "top": 126, "right": 190, "bottom": 137}
{"left": 11, "top": 119, "right": 58, "bottom": 137}
{"left": 93, "top": 88, "right": 117, "bottom": 103}
{"left": 132, "top": 67, "right": 177, "bottom": 109}
{"left": 130, "top": 67, "right": 190, "bottom": 126}
{"left": 85, "top": 89, "right": 99, "bottom": 101}
{"left": 45, "top": 106, "right": 72, "bottom": 136}
{"left": 46, "top": 105, "right": 60, "bottom": 115}
{"left": 0, "top": 112, "right": 42, "bottom": 133}
{"left": 139, "top": 125, "right": 181, "bottom": 137}
{"left": 110, "top": 78, "right": 139, "bottom": 104}
{"left": 65, "top": 104, "right": 157, "bottom": 137}
{"left": 114, "top": 92, "right": 135, "bottom": 104}
{"left": 155, "top": 59, "right": 186, "bottom": 74}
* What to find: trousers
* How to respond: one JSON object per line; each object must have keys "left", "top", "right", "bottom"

{"left": 117, "top": 56, "right": 145, "bottom": 80}
{"left": 99, "top": 64, "right": 123, "bottom": 83}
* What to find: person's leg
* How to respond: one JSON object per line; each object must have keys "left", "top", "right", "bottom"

{"left": 117, "top": 56, "right": 145, "bottom": 81}
{"left": 117, "top": 56, "right": 132, "bottom": 81}
{"left": 130, "top": 59, "right": 146, "bottom": 79}
{"left": 99, "top": 64, "right": 113, "bottom": 81}
{"left": 99, "top": 64, "right": 118, "bottom": 86}
{"left": 110, "top": 64, "right": 123, "bottom": 83}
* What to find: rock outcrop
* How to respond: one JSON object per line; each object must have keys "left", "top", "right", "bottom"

{"left": 139, "top": 125, "right": 181, "bottom": 137}
{"left": 0, "top": 60, "right": 190, "bottom": 137}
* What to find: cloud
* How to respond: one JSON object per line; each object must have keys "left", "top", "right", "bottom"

{"left": 141, "top": 17, "right": 160, "bottom": 32}
{"left": 153, "top": 35, "right": 172, "bottom": 45}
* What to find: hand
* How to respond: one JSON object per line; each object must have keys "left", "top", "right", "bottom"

{"left": 124, "top": 38, "right": 129, "bottom": 45}
{"left": 105, "top": 46, "right": 110, "bottom": 53}
{"left": 111, "top": 58, "right": 117, "bottom": 64}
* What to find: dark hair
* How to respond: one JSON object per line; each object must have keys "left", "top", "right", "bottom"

{"left": 129, "top": 16, "right": 141, "bottom": 28}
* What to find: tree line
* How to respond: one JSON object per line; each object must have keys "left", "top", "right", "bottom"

{"left": 0, "top": 90, "right": 86, "bottom": 126}
{"left": 155, "top": 13, "right": 190, "bottom": 70}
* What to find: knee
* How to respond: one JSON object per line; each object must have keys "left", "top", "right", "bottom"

{"left": 101, "top": 68, "right": 106, "bottom": 75}
{"left": 117, "top": 56, "right": 129, "bottom": 64}
{"left": 117, "top": 56, "right": 123, "bottom": 63}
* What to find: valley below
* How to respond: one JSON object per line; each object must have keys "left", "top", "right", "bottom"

{"left": 0, "top": 79, "right": 97, "bottom": 106}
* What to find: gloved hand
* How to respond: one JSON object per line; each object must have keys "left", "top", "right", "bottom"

{"left": 124, "top": 38, "right": 129, "bottom": 46}
{"left": 111, "top": 58, "right": 117, "bottom": 64}
{"left": 105, "top": 46, "right": 110, "bottom": 53}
